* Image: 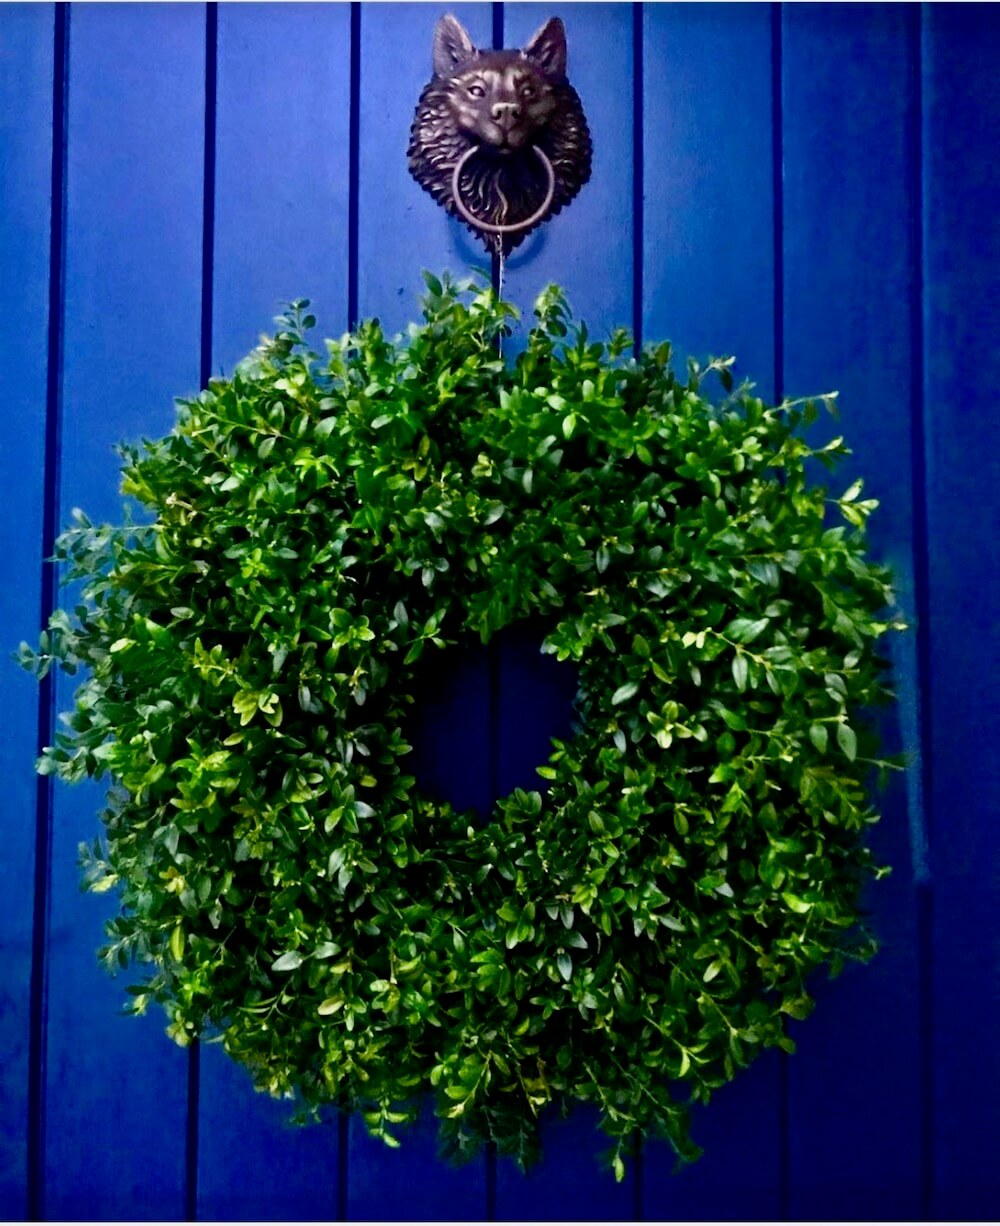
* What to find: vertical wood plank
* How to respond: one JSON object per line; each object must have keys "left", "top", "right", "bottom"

{"left": 346, "top": 4, "right": 494, "bottom": 1218}
{"left": 643, "top": 4, "right": 776, "bottom": 391}
{"left": 922, "top": 6, "right": 1000, "bottom": 1218}
{"left": 496, "top": 625, "right": 578, "bottom": 803}
{"left": 210, "top": 2, "right": 352, "bottom": 375}
{"left": 357, "top": 1, "right": 495, "bottom": 340}
{"left": 194, "top": 5, "right": 352, "bottom": 1218}
{"left": 43, "top": 5, "right": 204, "bottom": 1217}
{"left": 641, "top": 5, "right": 783, "bottom": 1220}
{"left": 781, "top": 5, "right": 924, "bottom": 1218}
{"left": 494, "top": 4, "right": 636, "bottom": 1219}
{"left": 345, "top": 638, "right": 492, "bottom": 1222}
{"left": 501, "top": 2, "right": 634, "bottom": 348}
{"left": 0, "top": 5, "right": 54, "bottom": 1218}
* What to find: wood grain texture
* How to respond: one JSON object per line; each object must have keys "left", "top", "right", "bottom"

{"left": 43, "top": 5, "right": 204, "bottom": 1217}
{"left": 0, "top": 5, "right": 54, "bottom": 1217}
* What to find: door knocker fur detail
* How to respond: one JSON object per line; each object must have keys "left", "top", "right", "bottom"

{"left": 408, "top": 14, "right": 593, "bottom": 254}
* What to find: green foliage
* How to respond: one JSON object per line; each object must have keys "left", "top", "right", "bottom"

{"left": 21, "top": 274, "right": 904, "bottom": 1178}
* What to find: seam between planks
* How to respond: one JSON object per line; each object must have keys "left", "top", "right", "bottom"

{"left": 186, "top": 5, "right": 219, "bottom": 1219}
{"left": 484, "top": 9, "right": 503, "bottom": 1224}
{"left": 770, "top": 7, "right": 790, "bottom": 1220}
{"left": 347, "top": 2, "right": 362, "bottom": 330}
{"left": 340, "top": 7, "right": 363, "bottom": 1217}
{"left": 632, "top": 3, "right": 644, "bottom": 360}
{"left": 633, "top": 9, "right": 646, "bottom": 1216}
{"left": 28, "top": 6, "right": 69, "bottom": 1219}
{"left": 909, "top": 6, "right": 935, "bottom": 1218}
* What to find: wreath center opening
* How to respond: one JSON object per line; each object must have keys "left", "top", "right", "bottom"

{"left": 406, "top": 622, "right": 579, "bottom": 818}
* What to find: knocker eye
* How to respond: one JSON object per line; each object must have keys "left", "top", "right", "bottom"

{"left": 467, "top": 83, "right": 485, "bottom": 99}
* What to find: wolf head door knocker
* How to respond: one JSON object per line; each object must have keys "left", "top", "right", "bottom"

{"left": 408, "top": 14, "right": 593, "bottom": 254}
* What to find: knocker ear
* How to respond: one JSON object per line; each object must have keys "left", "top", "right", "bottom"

{"left": 522, "top": 17, "right": 567, "bottom": 80}
{"left": 433, "top": 14, "right": 478, "bottom": 78}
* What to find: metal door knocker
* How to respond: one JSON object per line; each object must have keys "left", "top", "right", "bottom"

{"left": 408, "top": 14, "right": 593, "bottom": 254}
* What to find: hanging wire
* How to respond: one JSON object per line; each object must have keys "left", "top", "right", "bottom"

{"left": 495, "top": 246, "right": 506, "bottom": 359}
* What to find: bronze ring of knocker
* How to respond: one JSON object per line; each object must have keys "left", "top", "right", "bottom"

{"left": 450, "top": 144, "right": 556, "bottom": 235}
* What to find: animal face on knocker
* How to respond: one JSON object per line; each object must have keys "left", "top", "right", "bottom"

{"left": 408, "top": 14, "right": 593, "bottom": 253}
{"left": 444, "top": 38, "right": 558, "bottom": 154}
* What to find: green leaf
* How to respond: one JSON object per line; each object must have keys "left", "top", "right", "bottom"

{"left": 837, "top": 721, "right": 858, "bottom": 761}
{"left": 232, "top": 690, "right": 259, "bottom": 726}
{"left": 611, "top": 681, "right": 639, "bottom": 705}
{"left": 809, "top": 724, "right": 829, "bottom": 753}
{"left": 725, "top": 617, "right": 769, "bottom": 644}
{"left": 781, "top": 892, "right": 812, "bottom": 914}
{"left": 272, "top": 951, "right": 305, "bottom": 972}
{"left": 780, "top": 994, "right": 815, "bottom": 1020}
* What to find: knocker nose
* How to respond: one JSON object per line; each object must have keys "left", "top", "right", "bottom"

{"left": 491, "top": 100, "right": 521, "bottom": 123}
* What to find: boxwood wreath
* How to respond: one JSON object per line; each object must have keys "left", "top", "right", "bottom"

{"left": 24, "top": 275, "right": 903, "bottom": 1179}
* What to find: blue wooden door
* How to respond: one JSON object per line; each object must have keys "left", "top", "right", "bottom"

{"left": 1, "top": 3, "right": 997, "bottom": 1219}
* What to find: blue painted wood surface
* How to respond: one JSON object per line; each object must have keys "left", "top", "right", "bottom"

{"left": 921, "top": 6, "right": 1000, "bottom": 1218}
{"left": 43, "top": 5, "right": 205, "bottom": 1219}
{"left": 0, "top": 6, "right": 54, "bottom": 1218}
{"left": 641, "top": 7, "right": 784, "bottom": 1220}
{"left": 1, "top": 3, "right": 997, "bottom": 1219}
{"left": 780, "top": 7, "right": 925, "bottom": 1219}
{"left": 357, "top": 2, "right": 495, "bottom": 338}
{"left": 502, "top": 2, "right": 635, "bottom": 346}
{"left": 348, "top": 5, "right": 496, "bottom": 1219}
{"left": 195, "top": 6, "right": 352, "bottom": 1219}
{"left": 494, "top": 5, "right": 638, "bottom": 1219}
